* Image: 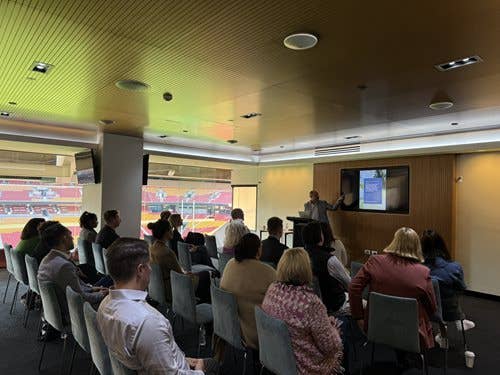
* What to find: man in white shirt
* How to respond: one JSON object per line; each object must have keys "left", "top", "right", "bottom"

{"left": 97, "top": 238, "right": 217, "bottom": 374}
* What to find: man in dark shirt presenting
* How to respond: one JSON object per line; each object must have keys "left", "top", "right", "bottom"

{"left": 260, "top": 217, "right": 288, "bottom": 266}
{"left": 96, "top": 210, "right": 121, "bottom": 249}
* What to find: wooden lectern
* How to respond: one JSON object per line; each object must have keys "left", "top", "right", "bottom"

{"left": 286, "top": 216, "right": 314, "bottom": 247}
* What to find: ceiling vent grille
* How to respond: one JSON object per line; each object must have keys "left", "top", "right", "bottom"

{"left": 314, "top": 143, "right": 361, "bottom": 156}
{"left": 435, "top": 55, "right": 482, "bottom": 72}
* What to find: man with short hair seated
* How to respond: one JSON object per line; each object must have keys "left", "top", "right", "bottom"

{"left": 260, "top": 217, "right": 288, "bottom": 266}
{"left": 97, "top": 238, "right": 218, "bottom": 374}
{"left": 96, "top": 209, "right": 121, "bottom": 249}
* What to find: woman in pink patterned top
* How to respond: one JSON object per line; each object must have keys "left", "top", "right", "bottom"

{"left": 262, "top": 248, "right": 343, "bottom": 375}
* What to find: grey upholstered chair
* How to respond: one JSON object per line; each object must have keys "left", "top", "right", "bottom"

{"left": 102, "top": 248, "right": 110, "bottom": 275}
{"left": 143, "top": 234, "right": 153, "bottom": 245}
{"left": 177, "top": 242, "right": 214, "bottom": 273}
{"left": 431, "top": 279, "right": 448, "bottom": 374}
{"left": 211, "top": 284, "right": 248, "bottom": 374}
{"left": 24, "top": 255, "right": 40, "bottom": 329}
{"left": 77, "top": 238, "right": 94, "bottom": 266}
{"left": 350, "top": 261, "right": 369, "bottom": 299}
{"left": 366, "top": 292, "right": 428, "bottom": 374}
{"left": 38, "top": 280, "right": 71, "bottom": 373}
{"left": 109, "top": 354, "right": 138, "bottom": 375}
{"left": 83, "top": 302, "right": 112, "bottom": 375}
{"left": 2, "top": 244, "right": 14, "bottom": 304}
{"left": 148, "top": 263, "right": 170, "bottom": 316}
{"left": 255, "top": 306, "right": 298, "bottom": 375}
{"left": 92, "top": 242, "right": 106, "bottom": 274}
{"left": 217, "top": 252, "right": 233, "bottom": 276}
{"left": 204, "top": 235, "right": 218, "bottom": 259}
{"left": 11, "top": 249, "right": 29, "bottom": 316}
{"left": 170, "top": 270, "right": 213, "bottom": 355}
{"left": 66, "top": 287, "right": 91, "bottom": 374}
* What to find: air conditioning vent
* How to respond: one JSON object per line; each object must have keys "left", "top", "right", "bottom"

{"left": 435, "top": 55, "right": 482, "bottom": 72}
{"left": 314, "top": 144, "right": 361, "bottom": 156}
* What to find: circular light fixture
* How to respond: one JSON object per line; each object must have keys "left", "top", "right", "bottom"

{"left": 8, "top": 101, "right": 17, "bottom": 105}
{"left": 429, "top": 101, "right": 454, "bottom": 110}
{"left": 284, "top": 33, "right": 318, "bottom": 50}
{"left": 0, "top": 111, "right": 10, "bottom": 117}
{"left": 279, "top": 145, "right": 285, "bottom": 149}
{"left": 115, "top": 79, "right": 150, "bottom": 91}
{"left": 158, "top": 135, "right": 169, "bottom": 138}
{"left": 227, "top": 139, "right": 238, "bottom": 144}
{"left": 98, "top": 119, "right": 115, "bottom": 125}
{"left": 451, "top": 122, "right": 459, "bottom": 126}
{"left": 182, "top": 129, "right": 189, "bottom": 133}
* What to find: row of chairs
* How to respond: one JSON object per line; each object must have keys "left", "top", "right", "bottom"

{"left": 77, "top": 239, "right": 109, "bottom": 275}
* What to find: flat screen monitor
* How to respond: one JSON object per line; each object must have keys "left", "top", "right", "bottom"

{"left": 75, "top": 150, "right": 97, "bottom": 185}
{"left": 340, "top": 166, "right": 409, "bottom": 213}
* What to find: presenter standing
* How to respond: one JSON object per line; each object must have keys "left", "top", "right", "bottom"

{"left": 304, "top": 190, "right": 344, "bottom": 224}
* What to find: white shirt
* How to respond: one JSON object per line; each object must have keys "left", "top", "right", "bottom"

{"left": 310, "top": 202, "right": 320, "bottom": 221}
{"left": 97, "top": 289, "right": 203, "bottom": 375}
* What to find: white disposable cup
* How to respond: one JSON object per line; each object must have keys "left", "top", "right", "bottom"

{"left": 465, "top": 351, "right": 475, "bottom": 368}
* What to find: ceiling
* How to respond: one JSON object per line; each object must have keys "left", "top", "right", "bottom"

{"left": 2, "top": 0, "right": 500, "bottom": 156}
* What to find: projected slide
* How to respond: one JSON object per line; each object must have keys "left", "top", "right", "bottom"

{"left": 359, "top": 169, "right": 387, "bottom": 210}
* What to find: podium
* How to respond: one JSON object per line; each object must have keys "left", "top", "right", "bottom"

{"left": 286, "top": 217, "right": 314, "bottom": 247}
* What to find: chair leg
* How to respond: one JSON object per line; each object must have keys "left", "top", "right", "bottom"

{"left": 421, "top": 352, "right": 429, "bottom": 375}
{"left": 60, "top": 334, "right": 68, "bottom": 375}
{"left": 69, "top": 340, "right": 77, "bottom": 375}
{"left": 38, "top": 340, "right": 47, "bottom": 371}
{"left": 9, "top": 281, "right": 20, "bottom": 315}
{"left": 242, "top": 350, "right": 247, "bottom": 375}
{"left": 23, "top": 289, "right": 32, "bottom": 328}
{"left": 2, "top": 273, "right": 11, "bottom": 303}
{"left": 370, "top": 342, "right": 375, "bottom": 367}
{"left": 197, "top": 325, "right": 201, "bottom": 357}
{"left": 460, "top": 320, "right": 468, "bottom": 353}
{"left": 259, "top": 365, "right": 264, "bottom": 375}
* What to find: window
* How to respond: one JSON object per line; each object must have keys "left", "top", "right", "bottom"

{"left": 232, "top": 185, "right": 257, "bottom": 231}
{"left": 0, "top": 178, "right": 82, "bottom": 247}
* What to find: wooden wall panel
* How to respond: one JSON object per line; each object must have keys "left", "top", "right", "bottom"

{"left": 314, "top": 155, "right": 456, "bottom": 261}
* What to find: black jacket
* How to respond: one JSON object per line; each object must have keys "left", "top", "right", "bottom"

{"left": 260, "top": 236, "right": 288, "bottom": 266}
{"left": 95, "top": 225, "right": 119, "bottom": 249}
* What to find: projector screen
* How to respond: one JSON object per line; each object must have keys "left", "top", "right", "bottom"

{"left": 340, "top": 166, "right": 409, "bottom": 213}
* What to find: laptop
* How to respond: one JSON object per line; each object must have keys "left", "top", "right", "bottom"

{"left": 298, "top": 211, "right": 311, "bottom": 218}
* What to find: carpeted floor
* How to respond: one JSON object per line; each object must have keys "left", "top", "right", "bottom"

{"left": 0, "top": 269, "right": 498, "bottom": 374}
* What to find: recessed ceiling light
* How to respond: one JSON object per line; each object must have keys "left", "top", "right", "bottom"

{"left": 284, "top": 33, "right": 318, "bottom": 50}
{"left": 435, "top": 55, "right": 482, "bottom": 72}
{"left": 240, "top": 112, "right": 262, "bottom": 119}
{"left": 429, "top": 101, "right": 454, "bottom": 110}
{"left": 182, "top": 130, "right": 189, "bottom": 133}
{"left": 0, "top": 111, "right": 10, "bottom": 117}
{"left": 158, "top": 135, "right": 169, "bottom": 138}
{"left": 279, "top": 145, "right": 285, "bottom": 149}
{"left": 31, "top": 61, "right": 54, "bottom": 74}
{"left": 98, "top": 119, "right": 115, "bottom": 125}
{"left": 115, "top": 79, "right": 150, "bottom": 91}
{"left": 227, "top": 139, "right": 238, "bottom": 144}
{"left": 451, "top": 122, "right": 459, "bottom": 126}
{"left": 8, "top": 101, "right": 17, "bottom": 105}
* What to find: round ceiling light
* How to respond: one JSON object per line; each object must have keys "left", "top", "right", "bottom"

{"left": 284, "top": 33, "right": 318, "bottom": 50}
{"left": 227, "top": 139, "right": 238, "bottom": 144}
{"left": 98, "top": 119, "right": 115, "bottom": 125}
{"left": 115, "top": 79, "right": 150, "bottom": 91}
{"left": 429, "top": 101, "right": 454, "bottom": 110}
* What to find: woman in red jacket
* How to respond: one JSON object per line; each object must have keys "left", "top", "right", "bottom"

{"left": 349, "top": 227, "right": 437, "bottom": 349}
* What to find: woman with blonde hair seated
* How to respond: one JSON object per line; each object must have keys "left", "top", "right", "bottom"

{"left": 349, "top": 227, "right": 437, "bottom": 350}
{"left": 262, "top": 248, "right": 343, "bottom": 374}
{"left": 222, "top": 220, "right": 249, "bottom": 255}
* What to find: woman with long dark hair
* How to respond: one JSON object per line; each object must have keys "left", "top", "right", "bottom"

{"left": 15, "top": 218, "right": 45, "bottom": 256}
{"left": 78, "top": 211, "right": 98, "bottom": 243}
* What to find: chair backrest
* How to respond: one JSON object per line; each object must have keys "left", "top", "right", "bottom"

{"left": 177, "top": 242, "right": 192, "bottom": 272}
{"left": 83, "top": 302, "right": 112, "bottom": 375}
{"left": 3, "top": 244, "right": 14, "bottom": 274}
{"left": 170, "top": 271, "right": 196, "bottom": 323}
{"left": 78, "top": 238, "right": 94, "bottom": 266}
{"left": 11, "top": 249, "right": 29, "bottom": 285}
{"left": 210, "top": 284, "right": 244, "bottom": 350}
{"left": 92, "top": 243, "right": 106, "bottom": 274}
{"left": 148, "top": 263, "right": 168, "bottom": 308}
{"left": 255, "top": 307, "right": 298, "bottom": 375}
{"left": 367, "top": 292, "right": 420, "bottom": 353}
{"left": 66, "top": 286, "right": 90, "bottom": 353}
{"left": 205, "top": 235, "right": 218, "bottom": 258}
{"left": 143, "top": 234, "right": 153, "bottom": 245}
{"left": 218, "top": 253, "right": 233, "bottom": 276}
{"left": 431, "top": 278, "right": 443, "bottom": 322}
{"left": 102, "top": 248, "right": 110, "bottom": 275}
{"left": 39, "top": 280, "right": 66, "bottom": 332}
{"left": 109, "top": 354, "right": 138, "bottom": 375}
{"left": 25, "top": 255, "right": 40, "bottom": 295}
{"left": 350, "top": 261, "right": 363, "bottom": 277}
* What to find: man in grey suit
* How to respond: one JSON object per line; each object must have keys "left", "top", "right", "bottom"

{"left": 304, "top": 190, "right": 344, "bottom": 224}
{"left": 37, "top": 221, "right": 108, "bottom": 312}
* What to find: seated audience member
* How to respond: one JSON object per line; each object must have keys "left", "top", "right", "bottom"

{"left": 262, "top": 248, "right": 343, "bottom": 374}
{"left": 97, "top": 238, "right": 218, "bottom": 374}
{"left": 222, "top": 220, "right": 249, "bottom": 255}
{"left": 221, "top": 233, "right": 276, "bottom": 350}
{"left": 37, "top": 222, "right": 107, "bottom": 311}
{"left": 320, "top": 222, "right": 348, "bottom": 266}
{"left": 303, "top": 222, "right": 348, "bottom": 313}
{"left": 260, "top": 216, "right": 288, "bottom": 266}
{"left": 184, "top": 232, "right": 216, "bottom": 268}
{"left": 15, "top": 218, "right": 45, "bottom": 257}
{"left": 32, "top": 221, "right": 56, "bottom": 263}
{"left": 160, "top": 210, "right": 171, "bottom": 221}
{"left": 230, "top": 208, "right": 245, "bottom": 222}
{"left": 96, "top": 209, "right": 121, "bottom": 249}
{"left": 349, "top": 227, "right": 437, "bottom": 349}
{"left": 421, "top": 229, "right": 474, "bottom": 330}
{"left": 148, "top": 220, "right": 211, "bottom": 303}
{"left": 78, "top": 211, "right": 98, "bottom": 243}
{"left": 168, "top": 213, "right": 184, "bottom": 255}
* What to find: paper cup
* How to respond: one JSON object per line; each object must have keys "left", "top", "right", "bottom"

{"left": 465, "top": 351, "right": 475, "bottom": 368}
